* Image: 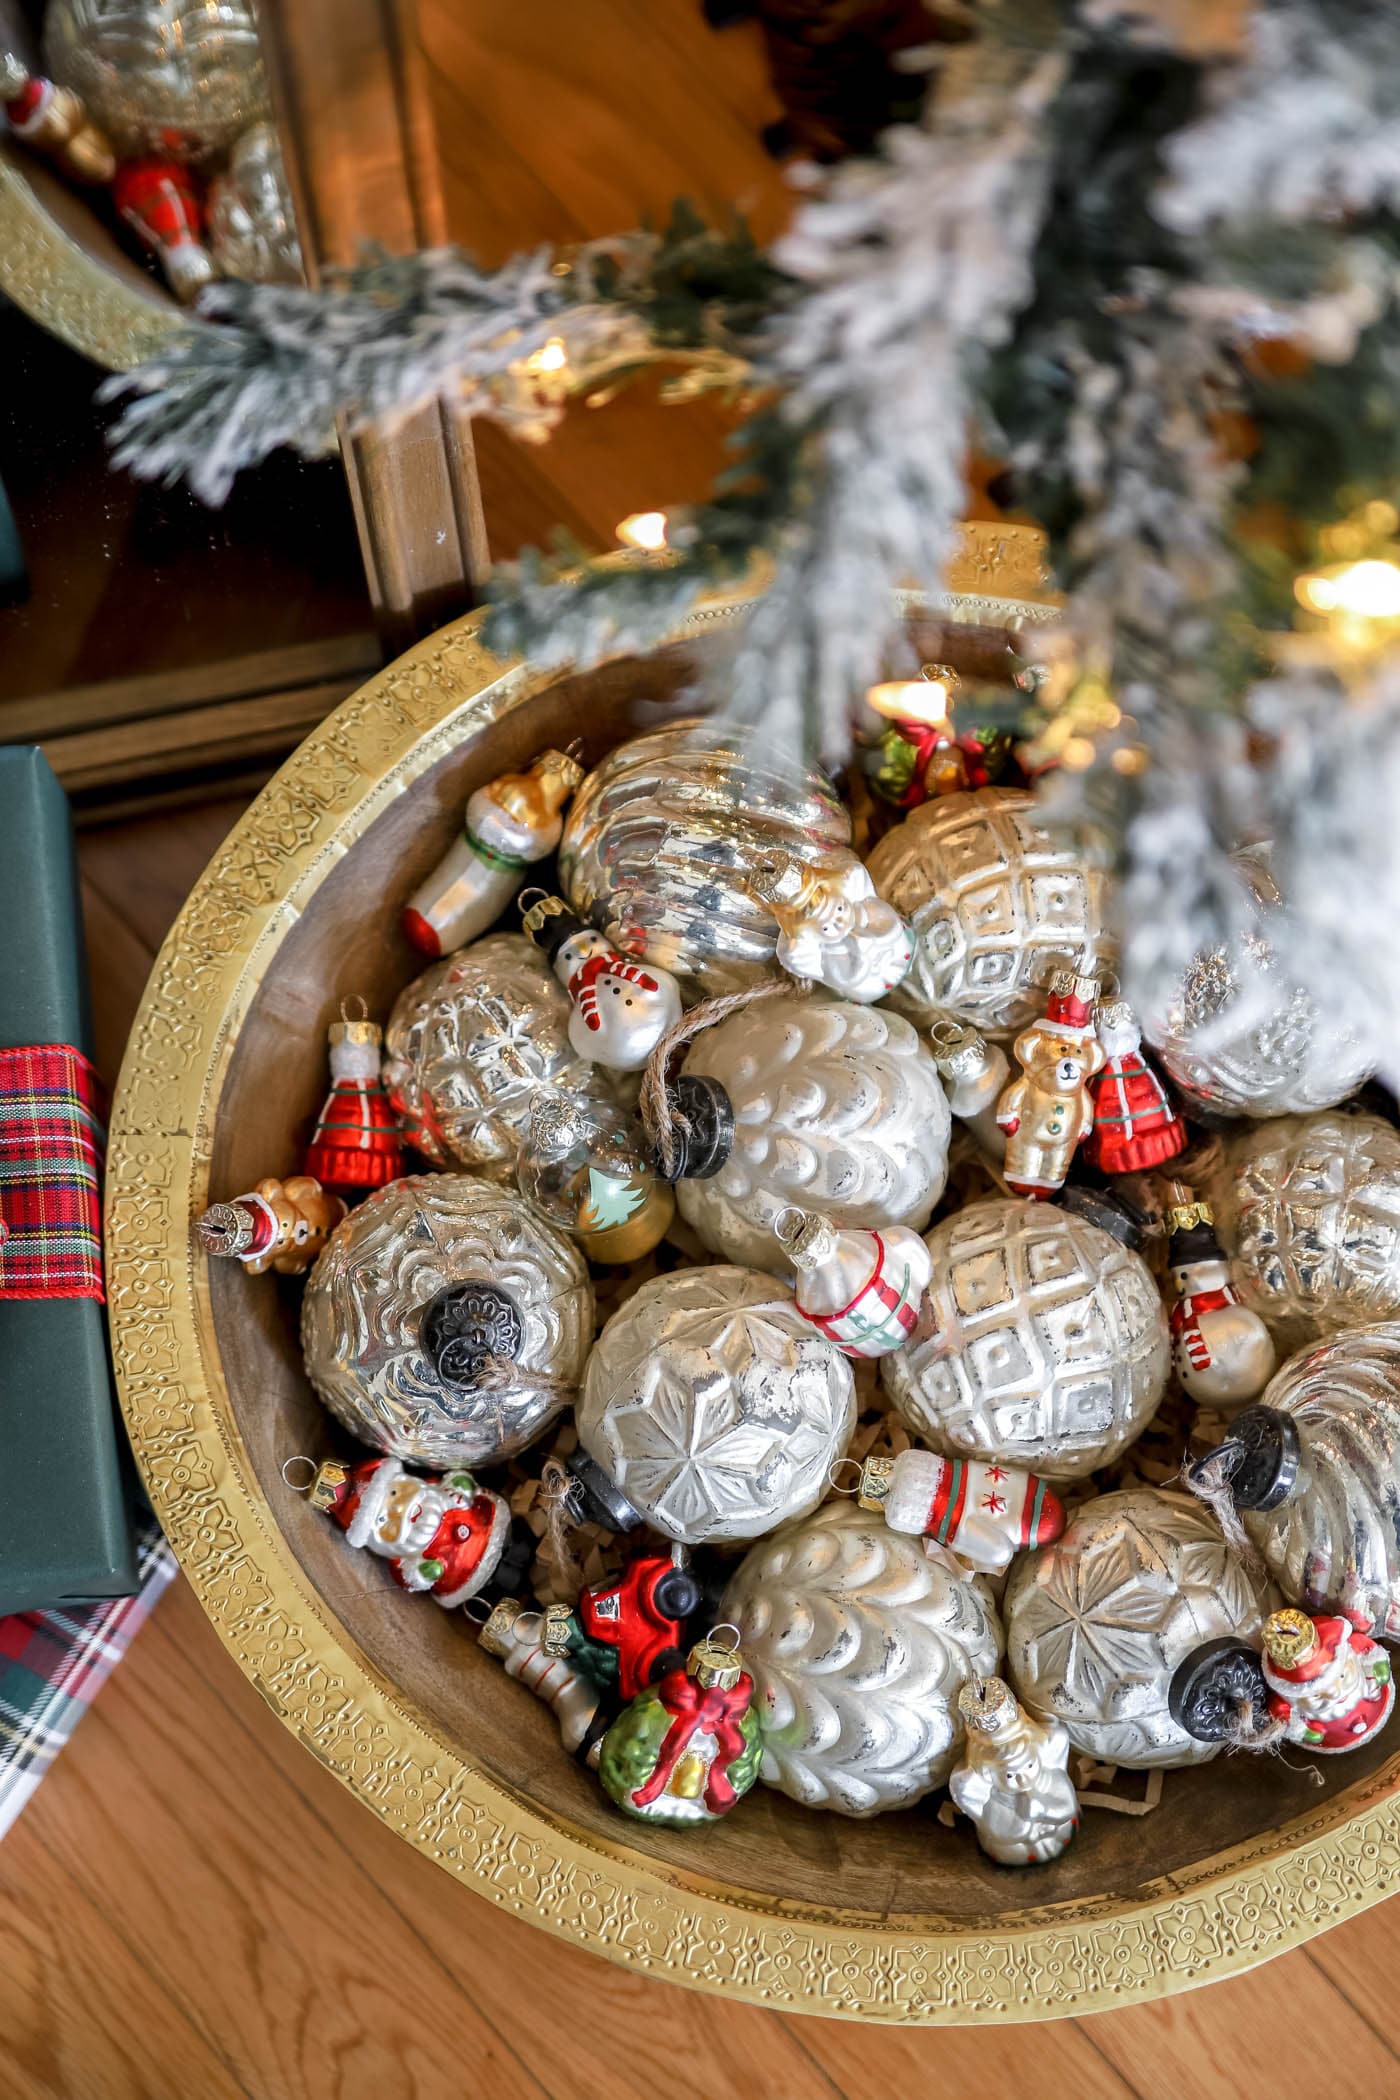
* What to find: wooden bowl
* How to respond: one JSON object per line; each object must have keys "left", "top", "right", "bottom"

{"left": 108, "top": 547, "right": 1400, "bottom": 2022}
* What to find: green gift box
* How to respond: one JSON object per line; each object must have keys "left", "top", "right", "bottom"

{"left": 0, "top": 746, "right": 139, "bottom": 1615}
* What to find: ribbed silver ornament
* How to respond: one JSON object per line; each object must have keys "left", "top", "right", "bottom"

{"left": 45, "top": 0, "right": 268, "bottom": 161}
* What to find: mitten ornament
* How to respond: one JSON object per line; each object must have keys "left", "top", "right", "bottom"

{"left": 308, "top": 1454, "right": 515, "bottom": 1608}
{"left": 401, "top": 748, "right": 584, "bottom": 958}
{"left": 928, "top": 1019, "right": 1010, "bottom": 1160}
{"left": 1082, "top": 1000, "right": 1185, "bottom": 1175}
{"left": 1189, "top": 1324, "right": 1400, "bottom": 1636}
{"left": 1259, "top": 1607, "right": 1393, "bottom": 1753}
{"left": 516, "top": 1094, "right": 674, "bottom": 1263}
{"left": 1166, "top": 1198, "right": 1276, "bottom": 1412}
{"left": 520, "top": 892, "right": 682, "bottom": 1073}
{"left": 111, "top": 155, "right": 215, "bottom": 301}
{"left": 1, "top": 56, "right": 115, "bottom": 181}
{"left": 661, "top": 993, "right": 950, "bottom": 1274}
{"left": 598, "top": 1630, "right": 764, "bottom": 1827}
{"left": 476, "top": 1597, "right": 614, "bottom": 1765}
{"left": 949, "top": 1677, "right": 1079, "bottom": 1865}
{"left": 996, "top": 970, "right": 1105, "bottom": 1199}
{"left": 541, "top": 1549, "right": 702, "bottom": 1701}
{"left": 850, "top": 1449, "right": 1065, "bottom": 1574}
{"left": 774, "top": 1205, "right": 931, "bottom": 1358}
{"left": 743, "top": 851, "right": 914, "bottom": 1002}
{"left": 196, "top": 1173, "right": 344, "bottom": 1276}
{"left": 303, "top": 1000, "right": 403, "bottom": 1199}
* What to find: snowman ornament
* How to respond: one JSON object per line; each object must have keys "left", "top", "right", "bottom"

{"left": 1166, "top": 1198, "right": 1277, "bottom": 1414}
{"left": 521, "top": 891, "right": 683, "bottom": 1072}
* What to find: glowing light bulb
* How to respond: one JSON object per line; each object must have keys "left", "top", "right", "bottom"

{"left": 866, "top": 664, "right": 956, "bottom": 726}
{"left": 616, "top": 511, "right": 668, "bottom": 553}
{"left": 1296, "top": 557, "right": 1400, "bottom": 621}
{"left": 524, "top": 336, "right": 568, "bottom": 376}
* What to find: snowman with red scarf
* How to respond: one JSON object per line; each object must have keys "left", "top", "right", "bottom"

{"left": 1166, "top": 1198, "right": 1276, "bottom": 1414}
{"left": 520, "top": 892, "right": 682, "bottom": 1072}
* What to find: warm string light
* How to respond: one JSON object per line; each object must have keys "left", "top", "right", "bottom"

{"left": 1294, "top": 501, "right": 1400, "bottom": 663}
{"left": 616, "top": 511, "right": 669, "bottom": 553}
{"left": 522, "top": 335, "right": 568, "bottom": 377}
{"left": 865, "top": 663, "right": 957, "bottom": 727}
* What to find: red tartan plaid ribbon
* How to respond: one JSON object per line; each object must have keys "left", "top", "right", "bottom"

{"left": 0, "top": 1046, "right": 107, "bottom": 1303}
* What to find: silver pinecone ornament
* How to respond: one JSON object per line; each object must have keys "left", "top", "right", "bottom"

{"left": 558, "top": 720, "right": 852, "bottom": 994}
{"left": 720, "top": 1501, "right": 1002, "bottom": 1816}
{"left": 881, "top": 1197, "right": 1170, "bottom": 1480}
{"left": 1210, "top": 1111, "right": 1400, "bottom": 1344}
{"left": 571, "top": 1268, "right": 856, "bottom": 1546}
{"left": 1004, "top": 1489, "right": 1279, "bottom": 1769}
{"left": 45, "top": 0, "right": 268, "bottom": 161}
{"left": 865, "top": 787, "right": 1114, "bottom": 1039}
{"left": 300, "top": 1175, "right": 593, "bottom": 1470}
{"left": 1190, "top": 1323, "right": 1400, "bottom": 1637}
{"left": 382, "top": 933, "right": 617, "bottom": 1177}
{"left": 670, "top": 994, "right": 950, "bottom": 1273}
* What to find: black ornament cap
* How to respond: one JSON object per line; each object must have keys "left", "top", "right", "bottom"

{"left": 1056, "top": 1182, "right": 1150, "bottom": 1250}
{"left": 420, "top": 1281, "right": 523, "bottom": 1385}
{"left": 654, "top": 1073, "right": 734, "bottom": 1181}
{"left": 1169, "top": 1638, "right": 1271, "bottom": 1743}
{"left": 562, "top": 1449, "right": 644, "bottom": 1533}
{"left": 1191, "top": 1404, "right": 1300, "bottom": 1513}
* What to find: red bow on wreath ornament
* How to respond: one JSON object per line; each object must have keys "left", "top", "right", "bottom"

{"left": 630, "top": 1664, "right": 756, "bottom": 1815}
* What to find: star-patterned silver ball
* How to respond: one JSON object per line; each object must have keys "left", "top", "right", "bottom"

{"left": 574, "top": 1267, "right": 857, "bottom": 1545}
{"left": 881, "top": 1197, "right": 1170, "bottom": 1480}
{"left": 382, "top": 934, "right": 618, "bottom": 1178}
{"left": 301, "top": 1174, "right": 593, "bottom": 1470}
{"left": 1004, "top": 1488, "right": 1279, "bottom": 1769}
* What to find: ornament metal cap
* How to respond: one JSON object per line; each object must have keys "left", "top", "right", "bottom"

{"left": 419, "top": 1280, "right": 524, "bottom": 1384}
{"left": 328, "top": 993, "right": 381, "bottom": 1050}
{"left": 1055, "top": 1183, "right": 1149, "bottom": 1250}
{"left": 856, "top": 1455, "right": 896, "bottom": 1512}
{"left": 529, "top": 1094, "right": 585, "bottom": 1152}
{"left": 1166, "top": 1199, "right": 1225, "bottom": 1267}
{"left": 957, "top": 1675, "right": 1018, "bottom": 1734}
{"left": 773, "top": 1205, "right": 839, "bottom": 1270}
{"left": 1191, "top": 1405, "right": 1301, "bottom": 1513}
{"left": 1168, "top": 1637, "right": 1271, "bottom": 1744}
{"left": 654, "top": 1074, "right": 734, "bottom": 1181}
{"left": 928, "top": 1017, "right": 992, "bottom": 1079}
{"left": 519, "top": 890, "right": 586, "bottom": 963}
{"left": 478, "top": 1597, "right": 527, "bottom": 1660}
{"left": 540, "top": 1601, "right": 575, "bottom": 1657}
{"left": 1263, "top": 1608, "right": 1318, "bottom": 1670}
{"left": 744, "top": 852, "right": 809, "bottom": 908}
{"left": 196, "top": 1199, "right": 259, "bottom": 1258}
{"left": 307, "top": 1458, "right": 353, "bottom": 1514}
{"left": 562, "top": 1449, "right": 644, "bottom": 1533}
{"left": 689, "top": 1627, "right": 744, "bottom": 1691}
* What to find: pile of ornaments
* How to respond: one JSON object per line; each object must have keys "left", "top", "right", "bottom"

{"left": 2, "top": 1, "right": 300, "bottom": 299}
{"left": 197, "top": 712, "right": 1400, "bottom": 1865}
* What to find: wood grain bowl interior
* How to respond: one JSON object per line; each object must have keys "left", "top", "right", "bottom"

{"left": 202, "top": 625, "right": 1395, "bottom": 1932}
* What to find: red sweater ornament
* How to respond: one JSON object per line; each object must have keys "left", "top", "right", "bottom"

{"left": 1083, "top": 1000, "right": 1185, "bottom": 1176}
{"left": 304, "top": 1000, "right": 404, "bottom": 1199}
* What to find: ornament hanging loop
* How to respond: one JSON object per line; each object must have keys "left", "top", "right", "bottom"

{"left": 281, "top": 1455, "right": 319, "bottom": 1492}
{"left": 827, "top": 1458, "right": 863, "bottom": 1496}
{"left": 339, "top": 993, "right": 369, "bottom": 1024}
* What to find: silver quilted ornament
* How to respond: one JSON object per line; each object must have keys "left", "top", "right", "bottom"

{"left": 45, "top": 0, "right": 268, "bottom": 161}
{"left": 301, "top": 1174, "right": 592, "bottom": 1470}
{"left": 675, "top": 993, "right": 951, "bottom": 1273}
{"left": 208, "top": 122, "right": 303, "bottom": 284}
{"left": 720, "top": 1501, "right": 1002, "bottom": 1816}
{"left": 575, "top": 1267, "right": 856, "bottom": 1546}
{"left": 1211, "top": 1111, "right": 1400, "bottom": 1343}
{"left": 865, "top": 787, "right": 1115, "bottom": 1039}
{"left": 1144, "top": 850, "right": 1372, "bottom": 1119}
{"left": 382, "top": 933, "right": 617, "bottom": 1178}
{"left": 558, "top": 719, "right": 852, "bottom": 995}
{"left": 881, "top": 1197, "right": 1169, "bottom": 1480}
{"left": 1004, "top": 1488, "right": 1278, "bottom": 1769}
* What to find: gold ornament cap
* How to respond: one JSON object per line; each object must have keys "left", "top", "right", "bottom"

{"left": 328, "top": 994, "right": 381, "bottom": 1051}
{"left": 1166, "top": 1199, "right": 1215, "bottom": 1236}
{"left": 540, "top": 1602, "right": 575, "bottom": 1657}
{"left": 1263, "top": 1607, "right": 1318, "bottom": 1669}
{"left": 308, "top": 1458, "right": 352, "bottom": 1512}
{"left": 1048, "top": 967, "right": 1102, "bottom": 1005}
{"left": 745, "top": 852, "right": 809, "bottom": 908}
{"left": 689, "top": 1629, "right": 744, "bottom": 1691}
{"left": 857, "top": 1455, "right": 896, "bottom": 1513}
{"left": 478, "top": 1597, "right": 527, "bottom": 1659}
{"left": 958, "top": 1675, "right": 1018, "bottom": 1733}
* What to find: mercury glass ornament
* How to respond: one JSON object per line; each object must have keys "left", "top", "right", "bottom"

{"left": 300, "top": 1174, "right": 593, "bottom": 1471}
{"left": 1143, "top": 850, "right": 1372, "bottom": 1119}
{"left": 44, "top": 0, "right": 268, "bottom": 162}
{"left": 948, "top": 1678, "right": 1079, "bottom": 1866}
{"left": 881, "top": 1197, "right": 1170, "bottom": 1481}
{"left": 720, "top": 1501, "right": 1002, "bottom": 1816}
{"left": 670, "top": 994, "right": 951, "bottom": 1274}
{"left": 1190, "top": 1324, "right": 1400, "bottom": 1637}
{"left": 516, "top": 1093, "right": 674, "bottom": 1264}
{"left": 558, "top": 719, "right": 852, "bottom": 995}
{"left": 382, "top": 933, "right": 617, "bottom": 1178}
{"left": 207, "top": 122, "right": 303, "bottom": 284}
{"left": 865, "top": 787, "right": 1115, "bottom": 1039}
{"left": 1211, "top": 1111, "right": 1400, "bottom": 1342}
{"left": 1004, "top": 1488, "right": 1279, "bottom": 1769}
{"left": 569, "top": 1267, "right": 857, "bottom": 1547}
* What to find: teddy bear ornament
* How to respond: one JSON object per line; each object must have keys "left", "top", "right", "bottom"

{"left": 996, "top": 969, "right": 1105, "bottom": 1198}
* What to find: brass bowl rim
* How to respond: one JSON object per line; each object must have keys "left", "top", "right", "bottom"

{"left": 108, "top": 556, "right": 1400, "bottom": 2023}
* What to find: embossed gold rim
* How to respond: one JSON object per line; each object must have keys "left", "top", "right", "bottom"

{"left": 108, "top": 558, "right": 1400, "bottom": 2022}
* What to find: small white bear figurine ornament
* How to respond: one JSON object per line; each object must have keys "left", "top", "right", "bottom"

{"left": 949, "top": 1675, "right": 1080, "bottom": 1865}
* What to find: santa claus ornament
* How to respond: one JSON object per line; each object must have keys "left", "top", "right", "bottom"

{"left": 402, "top": 748, "right": 584, "bottom": 959}
{"left": 1166, "top": 1198, "right": 1276, "bottom": 1413}
{"left": 743, "top": 851, "right": 914, "bottom": 1003}
{"left": 303, "top": 1000, "right": 403, "bottom": 1199}
{"left": 846, "top": 1449, "right": 1065, "bottom": 1575}
{"left": 948, "top": 1677, "right": 1079, "bottom": 1867}
{"left": 598, "top": 1628, "right": 764, "bottom": 1828}
{"left": 196, "top": 1173, "right": 344, "bottom": 1276}
{"left": 774, "top": 1205, "right": 932, "bottom": 1359}
{"left": 520, "top": 892, "right": 683, "bottom": 1073}
{"left": 1082, "top": 1000, "right": 1185, "bottom": 1176}
{"left": 996, "top": 970, "right": 1106, "bottom": 1199}
{"left": 541, "top": 1550, "right": 703, "bottom": 1702}
{"left": 305, "top": 1454, "right": 518, "bottom": 1609}
{"left": 0, "top": 55, "right": 115, "bottom": 182}
{"left": 1259, "top": 1607, "right": 1394, "bottom": 1754}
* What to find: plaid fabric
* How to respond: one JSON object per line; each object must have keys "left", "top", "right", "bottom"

{"left": 0, "top": 1044, "right": 107, "bottom": 1302}
{"left": 0, "top": 1515, "right": 176, "bottom": 1840}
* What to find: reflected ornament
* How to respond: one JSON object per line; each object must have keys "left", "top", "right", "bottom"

{"left": 382, "top": 933, "right": 617, "bottom": 1177}
{"left": 881, "top": 1197, "right": 1170, "bottom": 1480}
{"left": 572, "top": 1267, "right": 857, "bottom": 1546}
{"left": 720, "top": 1501, "right": 1002, "bottom": 1816}
{"left": 865, "top": 787, "right": 1114, "bottom": 1039}
{"left": 300, "top": 1174, "right": 592, "bottom": 1470}
{"left": 1004, "top": 1488, "right": 1278, "bottom": 1769}
{"left": 558, "top": 719, "right": 852, "bottom": 994}
{"left": 672, "top": 994, "right": 950, "bottom": 1273}
{"left": 1144, "top": 850, "right": 1372, "bottom": 1119}
{"left": 207, "top": 122, "right": 303, "bottom": 284}
{"left": 44, "top": 0, "right": 269, "bottom": 162}
{"left": 1212, "top": 1111, "right": 1400, "bottom": 1342}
